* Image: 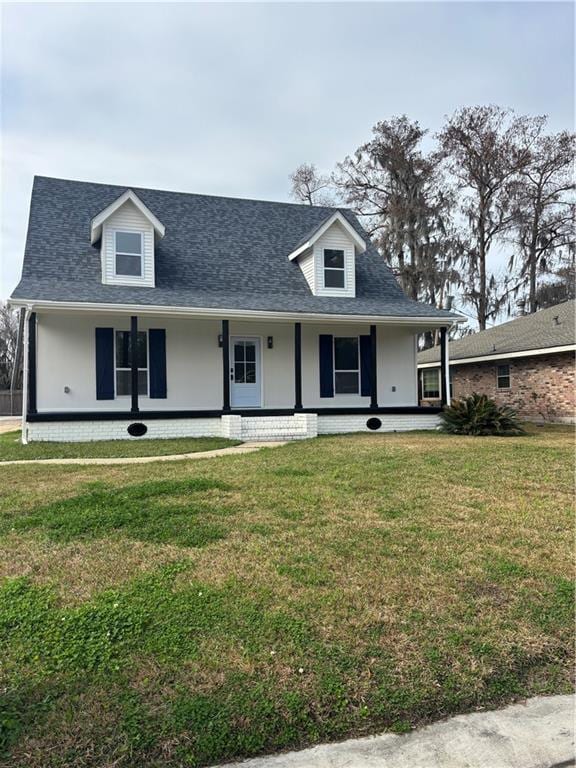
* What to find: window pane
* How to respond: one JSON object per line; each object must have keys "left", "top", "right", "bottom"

{"left": 423, "top": 369, "right": 440, "bottom": 398}
{"left": 135, "top": 331, "right": 147, "bottom": 368}
{"left": 137, "top": 370, "right": 148, "bottom": 396}
{"left": 246, "top": 363, "right": 256, "bottom": 383}
{"left": 234, "top": 342, "right": 244, "bottom": 362}
{"left": 116, "top": 369, "right": 148, "bottom": 396}
{"left": 116, "top": 331, "right": 130, "bottom": 368}
{"left": 116, "top": 232, "right": 142, "bottom": 254}
{"left": 497, "top": 364, "right": 509, "bottom": 377}
{"left": 116, "top": 370, "right": 131, "bottom": 396}
{"left": 324, "top": 269, "right": 345, "bottom": 288}
{"left": 116, "top": 331, "right": 147, "bottom": 368}
{"left": 334, "top": 337, "right": 358, "bottom": 370}
{"left": 245, "top": 343, "right": 256, "bottom": 362}
{"left": 235, "top": 362, "right": 245, "bottom": 383}
{"left": 324, "top": 249, "right": 344, "bottom": 269}
{"left": 335, "top": 371, "right": 359, "bottom": 394}
{"left": 116, "top": 253, "right": 142, "bottom": 276}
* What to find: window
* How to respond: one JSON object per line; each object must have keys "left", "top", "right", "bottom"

{"left": 115, "top": 232, "right": 143, "bottom": 277}
{"left": 497, "top": 364, "right": 510, "bottom": 389}
{"left": 115, "top": 330, "right": 148, "bottom": 396}
{"left": 334, "top": 337, "right": 359, "bottom": 394}
{"left": 324, "top": 249, "right": 345, "bottom": 288}
{"left": 422, "top": 368, "right": 440, "bottom": 399}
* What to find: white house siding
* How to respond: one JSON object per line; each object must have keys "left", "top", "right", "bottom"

{"left": 313, "top": 221, "right": 356, "bottom": 298}
{"left": 101, "top": 200, "right": 155, "bottom": 287}
{"left": 301, "top": 323, "right": 418, "bottom": 408}
{"left": 298, "top": 250, "right": 315, "bottom": 292}
{"left": 34, "top": 313, "right": 419, "bottom": 414}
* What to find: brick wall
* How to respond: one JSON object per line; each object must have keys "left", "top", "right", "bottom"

{"left": 421, "top": 351, "right": 574, "bottom": 422}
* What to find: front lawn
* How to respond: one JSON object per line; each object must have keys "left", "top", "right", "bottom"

{"left": 0, "top": 425, "right": 573, "bottom": 766}
{"left": 0, "top": 431, "right": 240, "bottom": 461}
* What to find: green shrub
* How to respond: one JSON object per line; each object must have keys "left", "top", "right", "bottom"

{"left": 440, "top": 393, "right": 525, "bottom": 436}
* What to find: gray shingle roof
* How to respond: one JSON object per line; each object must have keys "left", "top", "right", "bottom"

{"left": 11, "top": 176, "right": 459, "bottom": 321}
{"left": 418, "top": 300, "right": 575, "bottom": 364}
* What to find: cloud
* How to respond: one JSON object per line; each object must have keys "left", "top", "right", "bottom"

{"left": 1, "top": 1, "right": 573, "bottom": 295}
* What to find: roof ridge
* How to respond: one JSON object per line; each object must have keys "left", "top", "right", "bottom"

{"left": 33, "top": 175, "right": 348, "bottom": 213}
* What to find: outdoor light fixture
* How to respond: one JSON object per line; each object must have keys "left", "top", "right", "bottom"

{"left": 267, "top": 336, "right": 274, "bottom": 349}
{"left": 218, "top": 334, "right": 223, "bottom": 347}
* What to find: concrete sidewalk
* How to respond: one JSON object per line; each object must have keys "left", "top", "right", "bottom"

{"left": 219, "top": 695, "right": 574, "bottom": 768}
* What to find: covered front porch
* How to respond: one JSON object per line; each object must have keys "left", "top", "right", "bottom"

{"left": 22, "top": 307, "right": 451, "bottom": 441}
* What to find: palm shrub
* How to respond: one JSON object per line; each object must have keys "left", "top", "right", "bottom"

{"left": 440, "top": 393, "right": 525, "bottom": 436}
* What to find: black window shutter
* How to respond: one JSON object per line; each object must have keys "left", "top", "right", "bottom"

{"left": 360, "top": 335, "right": 372, "bottom": 397}
{"left": 95, "top": 328, "right": 114, "bottom": 400}
{"left": 319, "top": 334, "right": 334, "bottom": 398}
{"left": 149, "top": 328, "right": 167, "bottom": 399}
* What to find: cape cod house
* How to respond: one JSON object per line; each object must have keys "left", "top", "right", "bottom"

{"left": 10, "top": 176, "right": 462, "bottom": 443}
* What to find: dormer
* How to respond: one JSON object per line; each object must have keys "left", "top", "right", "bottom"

{"left": 288, "top": 211, "right": 366, "bottom": 298}
{"left": 90, "top": 189, "right": 165, "bottom": 288}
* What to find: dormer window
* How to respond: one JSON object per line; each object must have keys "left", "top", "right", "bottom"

{"left": 115, "top": 232, "right": 143, "bottom": 277}
{"left": 324, "top": 249, "right": 345, "bottom": 289}
{"left": 90, "top": 189, "right": 165, "bottom": 288}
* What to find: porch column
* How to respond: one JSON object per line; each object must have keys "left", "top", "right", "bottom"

{"left": 27, "top": 311, "right": 37, "bottom": 416}
{"left": 440, "top": 326, "right": 450, "bottom": 407}
{"left": 294, "top": 322, "right": 302, "bottom": 410}
{"left": 130, "top": 315, "right": 139, "bottom": 414}
{"left": 222, "top": 319, "right": 231, "bottom": 412}
{"left": 370, "top": 324, "right": 378, "bottom": 409}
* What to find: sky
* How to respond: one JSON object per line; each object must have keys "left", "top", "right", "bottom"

{"left": 1, "top": 1, "right": 574, "bottom": 299}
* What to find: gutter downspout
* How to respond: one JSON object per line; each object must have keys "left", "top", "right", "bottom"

{"left": 20, "top": 306, "right": 32, "bottom": 445}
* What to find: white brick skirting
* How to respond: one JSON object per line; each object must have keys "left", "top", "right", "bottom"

{"left": 240, "top": 413, "right": 318, "bottom": 441}
{"left": 26, "top": 418, "right": 223, "bottom": 443}
{"left": 25, "top": 412, "right": 439, "bottom": 443}
{"left": 317, "top": 413, "right": 441, "bottom": 434}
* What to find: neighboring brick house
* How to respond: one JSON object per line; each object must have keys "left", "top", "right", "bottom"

{"left": 417, "top": 300, "right": 575, "bottom": 423}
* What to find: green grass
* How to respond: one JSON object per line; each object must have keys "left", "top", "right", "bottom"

{"left": 0, "top": 425, "right": 573, "bottom": 766}
{"left": 0, "top": 430, "right": 240, "bottom": 461}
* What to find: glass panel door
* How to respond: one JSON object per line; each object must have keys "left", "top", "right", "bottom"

{"left": 230, "top": 337, "right": 261, "bottom": 407}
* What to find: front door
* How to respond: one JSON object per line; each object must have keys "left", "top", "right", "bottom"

{"left": 230, "top": 337, "right": 261, "bottom": 408}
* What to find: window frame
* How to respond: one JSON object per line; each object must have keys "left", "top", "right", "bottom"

{"left": 113, "top": 230, "right": 144, "bottom": 278}
{"left": 323, "top": 248, "right": 346, "bottom": 290}
{"left": 114, "top": 329, "right": 149, "bottom": 398}
{"left": 421, "top": 368, "right": 441, "bottom": 399}
{"left": 333, "top": 335, "right": 360, "bottom": 395}
{"left": 496, "top": 363, "right": 511, "bottom": 390}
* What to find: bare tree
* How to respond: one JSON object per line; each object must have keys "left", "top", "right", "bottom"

{"left": 334, "top": 115, "right": 461, "bottom": 319}
{"left": 535, "top": 251, "right": 576, "bottom": 308}
{"left": 437, "top": 105, "right": 545, "bottom": 329}
{"left": 289, "top": 163, "right": 335, "bottom": 206}
{"left": 508, "top": 129, "right": 575, "bottom": 313}
{"left": 0, "top": 302, "right": 19, "bottom": 390}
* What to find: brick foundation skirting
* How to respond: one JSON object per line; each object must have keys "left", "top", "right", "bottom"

{"left": 25, "top": 412, "right": 440, "bottom": 442}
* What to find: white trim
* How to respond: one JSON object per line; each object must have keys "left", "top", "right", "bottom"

{"left": 229, "top": 335, "right": 263, "bottom": 408}
{"left": 9, "top": 299, "right": 464, "bottom": 328}
{"left": 496, "top": 363, "right": 511, "bottom": 390}
{"left": 418, "top": 343, "right": 576, "bottom": 368}
{"left": 444, "top": 333, "right": 451, "bottom": 405}
{"left": 287, "top": 211, "right": 366, "bottom": 261}
{"left": 333, "top": 335, "right": 360, "bottom": 396}
{"left": 323, "top": 248, "right": 346, "bottom": 290}
{"left": 114, "top": 328, "right": 150, "bottom": 398}
{"left": 90, "top": 190, "right": 165, "bottom": 244}
{"left": 20, "top": 307, "right": 32, "bottom": 444}
{"left": 113, "top": 231, "right": 144, "bottom": 279}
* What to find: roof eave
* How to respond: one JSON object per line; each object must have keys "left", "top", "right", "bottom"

{"left": 287, "top": 211, "right": 366, "bottom": 261}
{"left": 89, "top": 189, "right": 166, "bottom": 244}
